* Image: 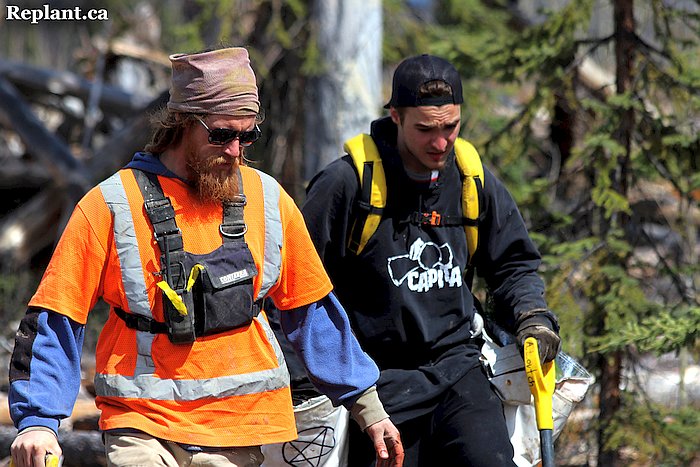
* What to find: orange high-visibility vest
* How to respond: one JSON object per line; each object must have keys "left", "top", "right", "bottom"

{"left": 30, "top": 166, "right": 333, "bottom": 447}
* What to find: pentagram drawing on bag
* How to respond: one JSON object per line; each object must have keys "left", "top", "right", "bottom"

{"left": 282, "top": 425, "right": 336, "bottom": 466}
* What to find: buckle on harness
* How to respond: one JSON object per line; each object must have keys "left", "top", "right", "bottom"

{"left": 427, "top": 211, "right": 441, "bottom": 225}
{"left": 410, "top": 211, "right": 442, "bottom": 226}
{"left": 154, "top": 228, "right": 181, "bottom": 242}
{"left": 220, "top": 195, "right": 248, "bottom": 239}
{"left": 220, "top": 223, "right": 248, "bottom": 238}
{"left": 415, "top": 211, "right": 441, "bottom": 226}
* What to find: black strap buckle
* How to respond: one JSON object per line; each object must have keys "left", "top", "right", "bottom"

{"left": 411, "top": 210, "right": 443, "bottom": 226}
{"left": 221, "top": 195, "right": 248, "bottom": 241}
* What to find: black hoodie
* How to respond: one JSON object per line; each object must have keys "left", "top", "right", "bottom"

{"left": 302, "top": 116, "right": 552, "bottom": 423}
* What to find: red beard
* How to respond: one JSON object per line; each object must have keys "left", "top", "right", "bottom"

{"left": 185, "top": 147, "right": 241, "bottom": 203}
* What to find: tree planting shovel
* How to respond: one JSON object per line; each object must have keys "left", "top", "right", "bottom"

{"left": 524, "top": 337, "right": 556, "bottom": 467}
{"left": 10, "top": 453, "right": 63, "bottom": 467}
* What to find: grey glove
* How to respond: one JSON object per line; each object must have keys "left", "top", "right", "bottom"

{"left": 515, "top": 310, "right": 561, "bottom": 364}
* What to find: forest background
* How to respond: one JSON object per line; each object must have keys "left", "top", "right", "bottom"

{"left": 0, "top": 0, "right": 698, "bottom": 466}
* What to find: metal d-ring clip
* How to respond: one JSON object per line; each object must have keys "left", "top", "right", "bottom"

{"left": 220, "top": 223, "right": 248, "bottom": 238}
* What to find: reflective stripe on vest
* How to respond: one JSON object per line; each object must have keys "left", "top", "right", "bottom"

{"left": 98, "top": 172, "right": 156, "bottom": 373}
{"left": 96, "top": 169, "right": 288, "bottom": 401}
{"left": 93, "top": 314, "right": 288, "bottom": 400}
{"left": 256, "top": 170, "right": 283, "bottom": 301}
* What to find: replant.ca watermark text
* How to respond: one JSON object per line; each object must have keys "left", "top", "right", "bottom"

{"left": 6, "top": 4, "right": 108, "bottom": 24}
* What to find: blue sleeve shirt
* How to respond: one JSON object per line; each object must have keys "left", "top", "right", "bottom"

{"left": 9, "top": 292, "right": 379, "bottom": 431}
{"left": 280, "top": 292, "right": 380, "bottom": 409}
{"left": 9, "top": 308, "right": 85, "bottom": 435}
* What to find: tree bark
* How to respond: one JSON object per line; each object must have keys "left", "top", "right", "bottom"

{"left": 303, "top": 0, "right": 383, "bottom": 183}
{"left": 597, "top": 1, "right": 635, "bottom": 465}
{"left": 0, "top": 159, "right": 51, "bottom": 190}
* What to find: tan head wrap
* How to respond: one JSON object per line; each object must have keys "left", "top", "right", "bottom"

{"left": 167, "top": 47, "right": 260, "bottom": 116}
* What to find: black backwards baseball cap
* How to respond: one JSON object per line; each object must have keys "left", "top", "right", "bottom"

{"left": 384, "top": 54, "right": 464, "bottom": 109}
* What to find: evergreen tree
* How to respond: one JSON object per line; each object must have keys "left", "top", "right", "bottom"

{"left": 383, "top": 0, "right": 699, "bottom": 464}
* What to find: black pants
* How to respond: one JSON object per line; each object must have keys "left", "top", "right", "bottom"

{"left": 349, "top": 365, "right": 516, "bottom": 467}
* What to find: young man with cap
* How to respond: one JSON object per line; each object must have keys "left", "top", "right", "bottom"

{"left": 8, "top": 47, "right": 403, "bottom": 467}
{"left": 302, "top": 54, "right": 561, "bottom": 466}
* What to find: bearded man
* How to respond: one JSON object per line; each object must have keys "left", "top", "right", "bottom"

{"left": 8, "top": 47, "right": 403, "bottom": 467}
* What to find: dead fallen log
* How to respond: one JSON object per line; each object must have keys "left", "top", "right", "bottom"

{"left": 0, "top": 89, "right": 167, "bottom": 267}
{"left": 109, "top": 38, "right": 171, "bottom": 68}
{"left": 0, "top": 59, "right": 152, "bottom": 118}
{"left": 86, "top": 89, "right": 168, "bottom": 182}
{"left": 0, "top": 76, "right": 90, "bottom": 267}
{"left": 0, "top": 188, "right": 64, "bottom": 267}
{"left": 0, "top": 159, "right": 51, "bottom": 190}
{"left": 0, "top": 76, "right": 91, "bottom": 192}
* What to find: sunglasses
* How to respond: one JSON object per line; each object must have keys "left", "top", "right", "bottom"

{"left": 195, "top": 116, "right": 261, "bottom": 147}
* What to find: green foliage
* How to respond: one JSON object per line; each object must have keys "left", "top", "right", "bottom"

{"left": 581, "top": 245, "right": 645, "bottom": 327}
{"left": 431, "top": 0, "right": 514, "bottom": 76}
{"left": 377, "top": 1, "right": 700, "bottom": 461}
{"left": 382, "top": 0, "right": 439, "bottom": 62}
{"left": 605, "top": 394, "right": 700, "bottom": 466}
{"left": 156, "top": 2, "right": 207, "bottom": 52}
{"left": 480, "top": 0, "right": 594, "bottom": 82}
{"left": 156, "top": 0, "right": 315, "bottom": 71}
{"left": 592, "top": 306, "right": 700, "bottom": 355}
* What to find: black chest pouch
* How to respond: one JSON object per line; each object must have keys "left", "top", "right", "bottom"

{"left": 115, "top": 169, "right": 260, "bottom": 345}
{"left": 192, "top": 242, "right": 258, "bottom": 336}
{"left": 157, "top": 241, "right": 258, "bottom": 344}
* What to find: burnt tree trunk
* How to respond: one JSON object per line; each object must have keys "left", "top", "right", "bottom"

{"left": 597, "top": 0, "right": 635, "bottom": 465}
{"left": 303, "top": 0, "right": 382, "bottom": 183}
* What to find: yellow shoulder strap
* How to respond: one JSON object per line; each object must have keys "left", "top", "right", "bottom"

{"left": 454, "top": 138, "right": 484, "bottom": 264}
{"left": 344, "top": 134, "right": 387, "bottom": 254}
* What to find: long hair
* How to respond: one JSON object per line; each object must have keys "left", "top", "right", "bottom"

{"left": 144, "top": 108, "right": 199, "bottom": 154}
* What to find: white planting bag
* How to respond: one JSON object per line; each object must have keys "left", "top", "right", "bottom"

{"left": 481, "top": 335, "right": 594, "bottom": 467}
{"left": 261, "top": 395, "right": 349, "bottom": 466}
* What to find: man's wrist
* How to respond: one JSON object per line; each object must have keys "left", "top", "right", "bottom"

{"left": 17, "top": 426, "right": 58, "bottom": 439}
{"left": 349, "top": 386, "right": 390, "bottom": 431}
{"left": 515, "top": 309, "right": 559, "bottom": 334}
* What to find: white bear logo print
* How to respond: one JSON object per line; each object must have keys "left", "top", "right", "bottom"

{"left": 387, "top": 238, "right": 463, "bottom": 292}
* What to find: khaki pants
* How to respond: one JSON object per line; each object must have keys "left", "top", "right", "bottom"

{"left": 104, "top": 433, "right": 264, "bottom": 467}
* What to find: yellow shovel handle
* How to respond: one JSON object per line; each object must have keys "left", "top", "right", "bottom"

{"left": 524, "top": 336, "right": 556, "bottom": 430}
{"left": 10, "top": 454, "right": 62, "bottom": 467}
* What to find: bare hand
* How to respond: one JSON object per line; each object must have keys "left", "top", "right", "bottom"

{"left": 365, "top": 418, "right": 404, "bottom": 467}
{"left": 11, "top": 429, "right": 61, "bottom": 467}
